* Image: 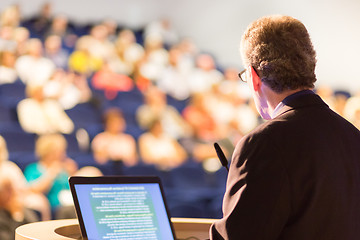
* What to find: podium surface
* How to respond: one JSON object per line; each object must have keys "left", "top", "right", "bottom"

{"left": 16, "top": 218, "right": 215, "bottom": 240}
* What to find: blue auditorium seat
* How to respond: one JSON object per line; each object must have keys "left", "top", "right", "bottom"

{"left": 166, "top": 95, "right": 189, "bottom": 113}
{"left": 65, "top": 102, "right": 102, "bottom": 129}
{"left": 0, "top": 129, "right": 36, "bottom": 152}
{"left": 102, "top": 88, "right": 144, "bottom": 115}
{"left": 0, "top": 103, "right": 14, "bottom": 123}
{"left": 72, "top": 153, "right": 98, "bottom": 169}
{"left": 123, "top": 163, "right": 161, "bottom": 177}
{"left": 167, "top": 200, "right": 207, "bottom": 218}
{"left": 0, "top": 81, "right": 26, "bottom": 107}
{"left": 63, "top": 133, "right": 80, "bottom": 153}
{"left": 169, "top": 164, "right": 210, "bottom": 189}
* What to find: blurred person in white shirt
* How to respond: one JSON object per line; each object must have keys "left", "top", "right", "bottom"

{"left": 15, "top": 38, "right": 55, "bottom": 86}
{"left": 44, "top": 69, "right": 91, "bottom": 110}
{"left": 187, "top": 53, "right": 223, "bottom": 94}
{"left": 17, "top": 84, "right": 74, "bottom": 135}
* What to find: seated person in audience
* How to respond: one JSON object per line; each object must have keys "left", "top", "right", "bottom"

{"left": 115, "top": 29, "right": 145, "bottom": 76}
{"left": 182, "top": 92, "right": 225, "bottom": 163}
{"left": 91, "top": 61, "right": 134, "bottom": 100}
{"left": 187, "top": 53, "right": 223, "bottom": 94}
{"left": 102, "top": 19, "right": 118, "bottom": 42}
{"left": 0, "top": 26, "right": 17, "bottom": 52}
{"left": 68, "top": 36, "right": 103, "bottom": 76}
{"left": 182, "top": 92, "right": 220, "bottom": 142}
{"left": 21, "top": 2, "right": 52, "bottom": 38}
{"left": 13, "top": 27, "right": 30, "bottom": 56}
{"left": 0, "top": 178, "right": 38, "bottom": 240}
{"left": 144, "top": 18, "right": 179, "bottom": 48}
{"left": 138, "top": 118, "right": 188, "bottom": 170}
{"left": 0, "top": 4, "right": 20, "bottom": 28}
{"left": 136, "top": 85, "right": 192, "bottom": 140}
{"left": 17, "top": 84, "right": 74, "bottom": 135}
{"left": 83, "top": 24, "right": 116, "bottom": 61}
{"left": 0, "top": 135, "right": 50, "bottom": 223}
{"left": 157, "top": 46, "right": 194, "bottom": 101}
{"left": 44, "top": 14, "right": 78, "bottom": 51}
{"left": 0, "top": 50, "right": 18, "bottom": 84}
{"left": 24, "top": 134, "right": 77, "bottom": 215}
{"left": 91, "top": 107, "right": 138, "bottom": 167}
{"left": 24, "top": 133, "right": 101, "bottom": 218}
{"left": 138, "top": 34, "right": 169, "bottom": 84}
{"left": 44, "top": 69, "right": 92, "bottom": 110}
{"left": 72, "top": 24, "right": 118, "bottom": 75}
{"left": 15, "top": 38, "right": 55, "bottom": 86}
{"left": 44, "top": 34, "right": 69, "bottom": 69}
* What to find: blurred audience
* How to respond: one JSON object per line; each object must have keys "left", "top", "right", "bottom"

{"left": 0, "top": 50, "right": 18, "bottom": 84}
{"left": 24, "top": 134, "right": 77, "bottom": 211}
{"left": 136, "top": 86, "right": 192, "bottom": 139}
{"left": 0, "top": 178, "right": 38, "bottom": 240}
{"left": 44, "top": 14, "right": 77, "bottom": 51}
{"left": 91, "top": 61, "right": 134, "bottom": 100}
{"left": 114, "top": 29, "right": 144, "bottom": 76}
{"left": 91, "top": 107, "right": 138, "bottom": 166}
{"left": 44, "top": 34, "right": 69, "bottom": 69}
{"left": 138, "top": 118, "right": 187, "bottom": 170}
{"left": 144, "top": 18, "right": 179, "bottom": 48}
{"left": 44, "top": 69, "right": 91, "bottom": 110}
{"left": 0, "top": 135, "right": 51, "bottom": 221}
{"left": 22, "top": 2, "right": 52, "bottom": 37}
{"left": 24, "top": 134, "right": 101, "bottom": 219}
{"left": 0, "top": 25, "right": 16, "bottom": 52}
{"left": 316, "top": 85, "right": 336, "bottom": 110}
{"left": 157, "top": 46, "right": 194, "bottom": 100}
{"left": 344, "top": 92, "right": 360, "bottom": 129}
{"left": 13, "top": 27, "right": 30, "bottom": 56}
{"left": 17, "top": 85, "right": 74, "bottom": 134}
{"left": 187, "top": 53, "right": 223, "bottom": 94}
{"left": 0, "top": 4, "right": 20, "bottom": 28}
{"left": 139, "top": 34, "right": 169, "bottom": 84}
{"left": 15, "top": 38, "right": 55, "bottom": 86}
{"left": 0, "top": 135, "right": 49, "bottom": 240}
{"left": 68, "top": 35, "right": 103, "bottom": 75}
{"left": 182, "top": 92, "right": 219, "bottom": 142}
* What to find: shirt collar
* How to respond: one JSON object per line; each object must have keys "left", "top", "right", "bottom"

{"left": 271, "top": 101, "right": 286, "bottom": 119}
{"left": 271, "top": 90, "right": 315, "bottom": 119}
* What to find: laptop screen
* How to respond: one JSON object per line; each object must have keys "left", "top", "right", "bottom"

{"left": 69, "top": 176, "right": 176, "bottom": 240}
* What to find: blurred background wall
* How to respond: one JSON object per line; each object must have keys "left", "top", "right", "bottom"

{"left": 1, "top": 0, "right": 360, "bottom": 92}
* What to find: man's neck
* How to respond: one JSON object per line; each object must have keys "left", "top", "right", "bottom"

{"left": 265, "top": 87, "right": 310, "bottom": 118}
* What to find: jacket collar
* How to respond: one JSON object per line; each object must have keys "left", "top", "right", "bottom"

{"left": 273, "top": 90, "right": 328, "bottom": 118}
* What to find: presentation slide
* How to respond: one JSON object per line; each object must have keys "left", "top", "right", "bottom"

{"left": 75, "top": 183, "right": 174, "bottom": 240}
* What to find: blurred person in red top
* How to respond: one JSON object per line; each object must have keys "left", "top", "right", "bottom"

{"left": 91, "top": 61, "right": 134, "bottom": 100}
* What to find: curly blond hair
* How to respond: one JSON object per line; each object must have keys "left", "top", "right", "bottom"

{"left": 241, "top": 15, "right": 317, "bottom": 93}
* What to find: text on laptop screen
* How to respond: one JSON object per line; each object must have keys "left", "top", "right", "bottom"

{"left": 74, "top": 183, "right": 174, "bottom": 240}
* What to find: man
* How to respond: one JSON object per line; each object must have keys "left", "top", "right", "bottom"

{"left": 210, "top": 15, "right": 360, "bottom": 239}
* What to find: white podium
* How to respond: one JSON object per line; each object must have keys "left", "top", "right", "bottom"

{"left": 16, "top": 218, "right": 216, "bottom": 240}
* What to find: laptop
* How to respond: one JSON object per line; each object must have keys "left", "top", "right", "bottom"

{"left": 69, "top": 176, "right": 176, "bottom": 240}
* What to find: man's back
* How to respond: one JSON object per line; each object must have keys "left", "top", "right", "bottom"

{"left": 269, "top": 92, "right": 360, "bottom": 239}
{"left": 213, "top": 92, "right": 360, "bottom": 239}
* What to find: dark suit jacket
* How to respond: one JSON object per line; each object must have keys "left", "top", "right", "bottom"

{"left": 210, "top": 90, "right": 360, "bottom": 240}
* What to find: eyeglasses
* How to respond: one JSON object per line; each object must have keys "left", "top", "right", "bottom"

{"left": 238, "top": 69, "right": 247, "bottom": 82}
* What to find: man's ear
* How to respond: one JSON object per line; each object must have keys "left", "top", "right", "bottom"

{"left": 250, "top": 66, "right": 261, "bottom": 91}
